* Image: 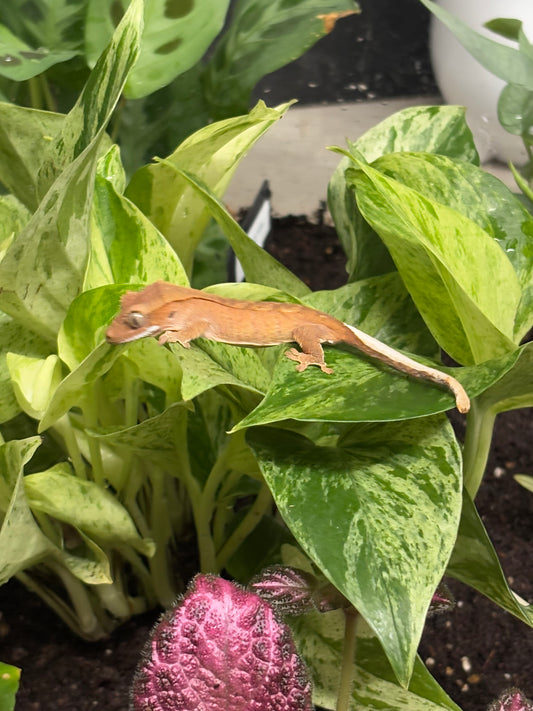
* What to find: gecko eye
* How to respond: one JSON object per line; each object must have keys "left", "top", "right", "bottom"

{"left": 125, "top": 311, "right": 147, "bottom": 330}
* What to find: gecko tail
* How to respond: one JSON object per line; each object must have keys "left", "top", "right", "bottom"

{"left": 343, "top": 323, "right": 470, "bottom": 414}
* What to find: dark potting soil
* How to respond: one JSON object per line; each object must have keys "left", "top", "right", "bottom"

{"left": 1, "top": 217, "right": 533, "bottom": 711}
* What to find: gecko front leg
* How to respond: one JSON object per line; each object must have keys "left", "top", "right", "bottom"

{"left": 285, "top": 325, "right": 334, "bottom": 374}
{"left": 158, "top": 321, "right": 208, "bottom": 348}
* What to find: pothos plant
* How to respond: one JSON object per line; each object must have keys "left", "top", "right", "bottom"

{"left": 418, "top": 0, "right": 533, "bottom": 192}
{"left": 0, "top": 0, "right": 359, "bottom": 174}
{"left": 0, "top": 1, "right": 532, "bottom": 711}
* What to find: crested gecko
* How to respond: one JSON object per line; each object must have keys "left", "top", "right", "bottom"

{"left": 106, "top": 281, "right": 470, "bottom": 413}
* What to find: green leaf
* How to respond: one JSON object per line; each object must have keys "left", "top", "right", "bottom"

{"left": 85, "top": 175, "right": 188, "bottom": 291}
{"left": 0, "top": 103, "right": 65, "bottom": 211}
{"left": 112, "top": 63, "right": 210, "bottom": 174}
{"left": 233, "top": 276, "right": 462, "bottom": 430}
{"left": 474, "top": 341, "right": 533, "bottom": 413}
{"left": 55, "top": 528, "right": 113, "bottom": 585}
{"left": 447, "top": 491, "right": 533, "bottom": 626}
{"left": 0, "top": 0, "right": 144, "bottom": 338}
{"left": 0, "top": 0, "right": 86, "bottom": 51}
{"left": 88, "top": 402, "right": 189, "bottom": 466}
{"left": 24, "top": 463, "right": 154, "bottom": 555}
{"left": 328, "top": 106, "right": 478, "bottom": 281}
{"left": 346, "top": 157, "right": 520, "bottom": 364}
{"left": 368, "top": 152, "right": 533, "bottom": 342}
{"left": 418, "top": 0, "right": 533, "bottom": 90}
{"left": 0, "top": 437, "right": 55, "bottom": 584}
{"left": 157, "top": 163, "right": 309, "bottom": 295}
{"left": 248, "top": 417, "right": 462, "bottom": 685}
{"left": 235, "top": 348, "right": 462, "bottom": 429}
{"left": 0, "top": 661, "right": 20, "bottom": 711}
{"left": 0, "top": 23, "right": 77, "bottom": 80}
{"left": 85, "top": 0, "right": 230, "bottom": 99}
{"left": 203, "top": 0, "right": 358, "bottom": 118}
{"left": 39, "top": 342, "right": 123, "bottom": 431}
{"left": 169, "top": 340, "right": 267, "bottom": 402}
{"left": 292, "top": 612, "right": 461, "bottom": 710}
{"left": 514, "top": 474, "right": 533, "bottom": 494}
{"left": 58, "top": 284, "right": 132, "bottom": 369}
{"left": 6, "top": 353, "right": 63, "bottom": 419}
{"left": 37, "top": 0, "right": 143, "bottom": 197}
{"left": 0, "top": 194, "right": 30, "bottom": 240}
{"left": 122, "top": 338, "right": 182, "bottom": 400}
{"left": 498, "top": 83, "right": 533, "bottom": 141}
{"left": 349, "top": 105, "right": 479, "bottom": 165}
{"left": 0, "top": 313, "right": 52, "bottom": 423}
{"left": 485, "top": 18, "right": 523, "bottom": 42}
{"left": 126, "top": 100, "right": 296, "bottom": 273}
{"left": 307, "top": 274, "right": 439, "bottom": 358}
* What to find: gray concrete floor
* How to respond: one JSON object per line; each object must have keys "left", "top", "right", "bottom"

{"left": 225, "top": 98, "right": 515, "bottom": 216}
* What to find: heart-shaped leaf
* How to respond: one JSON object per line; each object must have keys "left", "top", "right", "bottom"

{"left": 346, "top": 158, "right": 520, "bottom": 364}
{"left": 328, "top": 105, "right": 478, "bottom": 282}
{"left": 248, "top": 416, "right": 462, "bottom": 686}
{"left": 0, "top": 437, "right": 54, "bottom": 584}
{"left": 85, "top": 0, "right": 230, "bottom": 99}
{"left": 447, "top": 491, "right": 533, "bottom": 626}
{"left": 25, "top": 463, "right": 154, "bottom": 555}
{"left": 126, "top": 101, "right": 298, "bottom": 274}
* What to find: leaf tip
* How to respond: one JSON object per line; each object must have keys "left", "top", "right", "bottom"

{"left": 317, "top": 10, "right": 359, "bottom": 34}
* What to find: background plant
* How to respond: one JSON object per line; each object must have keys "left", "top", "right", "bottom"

{"left": 1, "top": 1, "right": 533, "bottom": 709}
{"left": 0, "top": 662, "right": 20, "bottom": 711}
{"left": 0, "top": 0, "right": 358, "bottom": 174}
{"left": 418, "top": 0, "right": 533, "bottom": 193}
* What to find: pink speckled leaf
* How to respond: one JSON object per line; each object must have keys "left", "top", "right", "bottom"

{"left": 488, "top": 688, "right": 533, "bottom": 711}
{"left": 249, "top": 566, "right": 316, "bottom": 616}
{"left": 131, "top": 574, "right": 312, "bottom": 711}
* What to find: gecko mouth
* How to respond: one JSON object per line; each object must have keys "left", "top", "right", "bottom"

{"left": 106, "top": 324, "right": 163, "bottom": 344}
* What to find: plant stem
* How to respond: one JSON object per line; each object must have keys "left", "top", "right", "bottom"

{"left": 40, "top": 74, "right": 56, "bottom": 113}
{"left": 17, "top": 566, "right": 111, "bottom": 640}
{"left": 55, "top": 415, "right": 87, "bottom": 479}
{"left": 173, "top": 414, "right": 217, "bottom": 573}
{"left": 462, "top": 399, "right": 496, "bottom": 499}
{"left": 148, "top": 468, "right": 177, "bottom": 606}
{"left": 336, "top": 608, "right": 359, "bottom": 711}
{"left": 82, "top": 389, "right": 106, "bottom": 486}
{"left": 27, "top": 76, "right": 42, "bottom": 109}
{"left": 215, "top": 484, "right": 273, "bottom": 570}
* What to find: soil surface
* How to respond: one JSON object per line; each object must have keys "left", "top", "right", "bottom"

{"left": 252, "top": 0, "right": 438, "bottom": 107}
{"left": 1, "top": 216, "right": 532, "bottom": 711}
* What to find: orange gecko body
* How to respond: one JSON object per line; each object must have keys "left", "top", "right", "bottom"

{"left": 106, "top": 281, "right": 470, "bottom": 413}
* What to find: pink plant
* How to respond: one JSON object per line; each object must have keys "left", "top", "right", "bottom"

{"left": 488, "top": 688, "right": 533, "bottom": 711}
{"left": 249, "top": 566, "right": 350, "bottom": 615}
{"left": 131, "top": 574, "right": 313, "bottom": 711}
{"left": 427, "top": 581, "right": 455, "bottom": 617}
{"left": 249, "top": 566, "right": 316, "bottom": 616}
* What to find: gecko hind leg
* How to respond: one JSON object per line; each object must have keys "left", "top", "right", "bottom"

{"left": 285, "top": 325, "right": 334, "bottom": 374}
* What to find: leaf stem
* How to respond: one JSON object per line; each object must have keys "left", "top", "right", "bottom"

{"left": 17, "top": 566, "right": 110, "bottom": 640}
{"left": 336, "top": 608, "right": 359, "bottom": 711}
{"left": 173, "top": 414, "right": 217, "bottom": 572}
{"left": 462, "top": 399, "right": 496, "bottom": 499}
{"left": 27, "top": 76, "right": 42, "bottom": 109}
{"left": 215, "top": 483, "right": 273, "bottom": 570}
{"left": 81, "top": 389, "right": 106, "bottom": 486}
{"left": 40, "top": 74, "right": 57, "bottom": 113}
{"left": 147, "top": 468, "right": 177, "bottom": 606}
{"left": 55, "top": 415, "right": 87, "bottom": 479}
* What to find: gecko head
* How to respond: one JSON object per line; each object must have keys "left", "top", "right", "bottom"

{"left": 106, "top": 304, "right": 163, "bottom": 344}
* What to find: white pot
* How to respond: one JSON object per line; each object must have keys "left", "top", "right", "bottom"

{"left": 430, "top": 0, "right": 533, "bottom": 163}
